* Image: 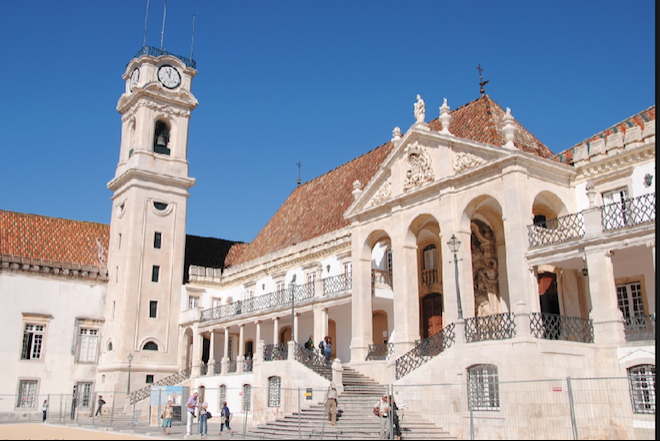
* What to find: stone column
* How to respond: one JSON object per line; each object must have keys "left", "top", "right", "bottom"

{"left": 237, "top": 324, "right": 245, "bottom": 373}
{"left": 350, "top": 226, "right": 373, "bottom": 362}
{"left": 391, "top": 235, "right": 419, "bottom": 357}
{"left": 315, "top": 265, "right": 324, "bottom": 298}
{"left": 208, "top": 329, "right": 216, "bottom": 374}
{"left": 313, "top": 307, "right": 325, "bottom": 350}
{"left": 293, "top": 313, "right": 300, "bottom": 343}
{"left": 585, "top": 247, "right": 625, "bottom": 345}
{"left": 221, "top": 327, "right": 229, "bottom": 374}
{"left": 273, "top": 317, "right": 280, "bottom": 344}
{"left": 254, "top": 321, "right": 263, "bottom": 362}
{"left": 193, "top": 331, "right": 204, "bottom": 378}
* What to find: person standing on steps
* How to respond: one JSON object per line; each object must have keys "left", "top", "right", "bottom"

{"left": 373, "top": 394, "right": 390, "bottom": 439}
{"left": 325, "top": 383, "right": 338, "bottom": 425}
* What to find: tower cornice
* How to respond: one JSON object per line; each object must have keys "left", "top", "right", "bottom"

{"left": 108, "top": 167, "right": 196, "bottom": 194}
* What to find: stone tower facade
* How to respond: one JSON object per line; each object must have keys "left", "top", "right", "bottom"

{"left": 98, "top": 50, "right": 198, "bottom": 394}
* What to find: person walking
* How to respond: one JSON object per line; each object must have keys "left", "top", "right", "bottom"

{"left": 220, "top": 401, "right": 234, "bottom": 435}
{"left": 373, "top": 394, "right": 390, "bottom": 439}
{"left": 41, "top": 399, "right": 48, "bottom": 422}
{"left": 389, "top": 396, "right": 402, "bottom": 440}
{"left": 95, "top": 395, "right": 106, "bottom": 416}
{"left": 199, "top": 398, "right": 209, "bottom": 436}
{"left": 161, "top": 400, "right": 174, "bottom": 435}
{"left": 325, "top": 383, "right": 338, "bottom": 425}
{"left": 186, "top": 391, "right": 198, "bottom": 435}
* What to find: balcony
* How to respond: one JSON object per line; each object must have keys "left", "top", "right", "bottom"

{"left": 530, "top": 312, "right": 594, "bottom": 343}
{"left": 372, "top": 269, "right": 393, "bottom": 288}
{"left": 323, "top": 273, "right": 352, "bottom": 295}
{"left": 602, "top": 193, "right": 656, "bottom": 231}
{"left": 624, "top": 314, "right": 656, "bottom": 342}
{"left": 465, "top": 313, "right": 516, "bottom": 343}
{"left": 422, "top": 268, "right": 438, "bottom": 285}
{"left": 528, "top": 212, "right": 585, "bottom": 248}
{"left": 366, "top": 343, "right": 394, "bottom": 361}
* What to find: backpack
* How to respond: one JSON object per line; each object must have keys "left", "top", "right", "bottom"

{"left": 318, "top": 341, "right": 324, "bottom": 351}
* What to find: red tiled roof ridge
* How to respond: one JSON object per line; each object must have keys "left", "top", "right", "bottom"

{"left": 554, "top": 105, "right": 656, "bottom": 163}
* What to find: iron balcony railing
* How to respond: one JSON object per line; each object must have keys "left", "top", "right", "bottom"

{"left": 624, "top": 314, "right": 656, "bottom": 342}
{"left": 131, "top": 46, "right": 197, "bottom": 69}
{"left": 465, "top": 313, "right": 516, "bottom": 343}
{"left": 295, "top": 344, "right": 330, "bottom": 367}
{"left": 602, "top": 193, "right": 656, "bottom": 231}
{"left": 212, "top": 362, "right": 222, "bottom": 375}
{"left": 372, "top": 269, "right": 393, "bottom": 288}
{"left": 227, "top": 360, "right": 237, "bottom": 374}
{"left": 200, "top": 362, "right": 208, "bottom": 376}
{"left": 200, "top": 282, "right": 315, "bottom": 322}
{"left": 263, "top": 343, "right": 288, "bottom": 362}
{"left": 129, "top": 367, "right": 191, "bottom": 404}
{"left": 243, "top": 359, "right": 254, "bottom": 372}
{"left": 366, "top": 343, "right": 395, "bottom": 361}
{"left": 530, "top": 312, "right": 594, "bottom": 343}
{"left": 422, "top": 268, "right": 438, "bottom": 285}
{"left": 323, "top": 273, "right": 352, "bottom": 295}
{"left": 395, "top": 324, "right": 455, "bottom": 380}
{"left": 528, "top": 212, "right": 585, "bottom": 248}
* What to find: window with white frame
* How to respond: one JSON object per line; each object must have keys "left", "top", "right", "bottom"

{"left": 188, "top": 296, "right": 199, "bottom": 310}
{"left": 77, "top": 382, "right": 93, "bottom": 408}
{"left": 17, "top": 380, "right": 38, "bottom": 408}
{"left": 307, "top": 272, "right": 316, "bottom": 294}
{"left": 617, "top": 281, "right": 645, "bottom": 319}
{"left": 212, "top": 298, "right": 222, "bottom": 309}
{"left": 343, "top": 262, "right": 352, "bottom": 275}
{"left": 242, "top": 384, "right": 252, "bottom": 411}
{"left": 423, "top": 244, "right": 437, "bottom": 269}
{"left": 21, "top": 324, "right": 45, "bottom": 360}
{"left": 628, "top": 364, "right": 655, "bottom": 414}
{"left": 602, "top": 187, "right": 632, "bottom": 228}
{"left": 268, "top": 376, "right": 281, "bottom": 407}
{"left": 77, "top": 328, "right": 99, "bottom": 363}
{"left": 276, "top": 281, "right": 285, "bottom": 293}
{"left": 468, "top": 364, "right": 500, "bottom": 411}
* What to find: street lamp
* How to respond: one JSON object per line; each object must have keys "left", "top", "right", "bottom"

{"left": 447, "top": 234, "right": 464, "bottom": 320}
{"left": 127, "top": 353, "right": 134, "bottom": 395}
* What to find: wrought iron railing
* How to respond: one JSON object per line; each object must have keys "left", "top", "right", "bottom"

{"left": 395, "top": 324, "right": 455, "bottom": 380}
{"left": 212, "top": 362, "right": 222, "bottom": 375}
{"left": 323, "top": 273, "right": 352, "bottom": 295}
{"left": 263, "top": 343, "right": 288, "bottom": 361}
{"left": 624, "top": 314, "right": 656, "bottom": 342}
{"left": 131, "top": 46, "right": 197, "bottom": 69}
{"left": 422, "top": 268, "right": 438, "bottom": 285}
{"left": 200, "top": 362, "right": 208, "bottom": 376}
{"left": 242, "top": 359, "right": 254, "bottom": 372}
{"left": 200, "top": 282, "right": 315, "bottom": 322}
{"left": 372, "top": 269, "right": 393, "bottom": 288}
{"left": 227, "top": 360, "right": 237, "bottom": 373}
{"left": 602, "top": 193, "right": 656, "bottom": 231}
{"left": 530, "top": 313, "right": 594, "bottom": 343}
{"left": 366, "top": 343, "right": 394, "bottom": 361}
{"left": 465, "top": 313, "right": 516, "bottom": 343}
{"left": 129, "top": 367, "right": 191, "bottom": 404}
{"left": 528, "top": 212, "right": 585, "bottom": 248}
{"left": 295, "top": 344, "right": 330, "bottom": 367}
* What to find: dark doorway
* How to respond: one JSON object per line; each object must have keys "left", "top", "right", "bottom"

{"left": 538, "top": 273, "right": 560, "bottom": 315}
{"left": 421, "top": 293, "right": 443, "bottom": 339}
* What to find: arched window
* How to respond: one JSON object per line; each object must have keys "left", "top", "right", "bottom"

{"left": 423, "top": 244, "right": 437, "bottom": 270}
{"left": 218, "top": 385, "right": 227, "bottom": 411}
{"left": 143, "top": 341, "right": 158, "bottom": 351}
{"left": 467, "top": 364, "right": 500, "bottom": 411}
{"left": 242, "top": 384, "right": 252, "bottom": 411}
{"left": 154, "top": 120, "right": 171, "bottom": 155}
{"left": 268, "top": 376, "right": 281, "bottom": 407}
{"left": 628, "top": 364, "right": 655, "bottom": 414}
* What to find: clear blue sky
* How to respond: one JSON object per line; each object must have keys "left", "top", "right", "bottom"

{"left": 1, "top": 0, "right": 655, "bottom": 243}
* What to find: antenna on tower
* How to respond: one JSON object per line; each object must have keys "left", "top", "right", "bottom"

{"left": 477, "top": 64, "right": 489, "bottom": 96}
{"left": 142, "top": 0, "right": 151, "bottom": 48}
{"left": 297, "top": 162, "right": 302, "bottom": 186}
{"left": 160, "top": 0, "right": 167, "bottom": 50}
{"left": 190, "top": 15, "right": 196, "bottom": 61}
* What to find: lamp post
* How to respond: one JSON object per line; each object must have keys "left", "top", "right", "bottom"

{"left": 289, "top": 275, "right": 297, "bottom": 343}
{"left": 447, "top": 234, "right": 464, "bottom": 320}
{"left": 127, "top": 353, "right": 134, "bottom": 395}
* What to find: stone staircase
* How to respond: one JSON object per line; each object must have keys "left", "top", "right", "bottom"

{"left": 248, "top": 365, "right": 455, "bottom": 439}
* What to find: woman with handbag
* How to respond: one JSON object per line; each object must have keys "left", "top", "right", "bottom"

{"left": 219, "top": 401, "right": 234, "bottom": 435}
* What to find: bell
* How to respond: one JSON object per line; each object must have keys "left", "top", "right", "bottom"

{"left": 156, "top": 134, "right": 167, "bottom": 147}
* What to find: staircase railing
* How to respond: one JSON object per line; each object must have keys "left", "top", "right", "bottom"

{"left": 129, "top": 366, "right": 191, "bottom": 404}
{"left": 395, "top": 324, "right": 455, "bottom": 380}
{"left": 294, "top": 344, "right": 332, "bottom": 380}
{"left": 366, "top": 343, "right": 394, "bottom": 360}
{"left": 263, "top": 343, "right": 288, "bottom": 361}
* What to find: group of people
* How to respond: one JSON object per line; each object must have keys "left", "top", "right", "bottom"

{"left": 41, "top": 395, "right": 106, "bottom": 422}
{"left": 374, "top": 394, "right": 402, "bottom": 440}
{"left": 168, "top": 391, "right": 233, "bottom": 436}
{"left": 305, "top": 335, "right": 333, "bottom": 363}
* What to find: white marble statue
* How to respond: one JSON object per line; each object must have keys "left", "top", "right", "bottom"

{"left": 414, "top": 94, "right": 425, "bottom": 123}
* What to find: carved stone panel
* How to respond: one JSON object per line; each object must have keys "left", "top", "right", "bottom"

{"left": 369, "top": 179, "right": 392, "bottom": 207}
{"left": 453, "top": 152, "right": 485, "bottom": 174}
{"left": 403, "top": 142, "right": 434, "bottom": 192}
{"left": 471, "top": 220, "right": 500, "bottom": 316}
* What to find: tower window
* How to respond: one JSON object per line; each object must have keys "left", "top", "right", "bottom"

{"left": 154, "top": 232, "right": 162, "bottom": 249}
{"left": 154, "top": 120, "right": 171, "bottom": 155}
{"left": 149, "top": 301, "right": 158, "bottom": 318}
{"left": 143, "top": 341, "right": 158, "bottom": 351}
{"left": 152, "top": 265, "right": 160, "bottom": 282}
{"left": 153, "top": 202, "right": 168, "bottom": 211}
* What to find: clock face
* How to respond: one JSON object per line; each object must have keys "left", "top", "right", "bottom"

{"left": 129, "top": 68, "right": 139, "bottom": 91}
{"left": 158, "top": 65, "right": 181, "bottom": 89}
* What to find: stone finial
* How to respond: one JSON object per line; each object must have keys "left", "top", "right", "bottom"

{"left": 414, "top": 94, "right": 425, "bottom": 124}
{"left": 502, "top": 107, "right": 516, "bottom": 150}
{"left": 585, "top": 181, "right": 597, "bottom": 207}
{"left": 352, "top": 180, "right": 363, "bottom": 200}
{"left": 439, "top": 98, "right": 451, "bottom": 134}
{"left": 392, "top": 126, "right": 402, "bottom": 141}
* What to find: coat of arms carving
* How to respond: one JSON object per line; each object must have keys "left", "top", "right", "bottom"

{"left": 403, "top": 142, "right": 434, "bottom": 192}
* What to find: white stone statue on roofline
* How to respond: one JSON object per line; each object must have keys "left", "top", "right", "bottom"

{"left": 414, "top": 94, "right": 425, "bottom": 123}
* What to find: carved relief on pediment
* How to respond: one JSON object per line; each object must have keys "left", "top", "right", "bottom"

{"left": 453, "top": 152, "right": 485, "bottom": 174}
{"left": 403, "top": 141, "right": 434, "bottom": 192}
{"left": 369, "top": 179, "right": 392, "bottom": 207}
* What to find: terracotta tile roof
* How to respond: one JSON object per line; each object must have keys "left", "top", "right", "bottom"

{"left": 0, "top": 210, "right": 110, "bottom": 268}
{"left": 183, "top": 235, "right": 244, "bottom": 282}
{"left": 225, "top": 242, "right": 250, "bottom": 267}
{"left": 428, "top": 95, "right": 555, "bottom": 158}
{"left": 554, "top": 105, "right": 656, "bottom": 165}
{"left": 233, "top": 143, "right": 394, "bottom": 265}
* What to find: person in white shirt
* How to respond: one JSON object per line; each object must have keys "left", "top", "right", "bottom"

{"left": 373, "top": 394, "right": 390, "bottom": 439}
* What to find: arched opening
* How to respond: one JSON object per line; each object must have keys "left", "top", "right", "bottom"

{"left": 280, "top": 326, "right": 291, "bottom": 343}
{"left": 421, "top": 293, "right": 443, "bottom": 339}
{"left": 372, "top": 311, "right": 388, "bottom": 345}
{"left": 154, "top": 120, "right": 171, "bottom": 155}
{"left": 471, "top": 219, "right": 501, "bottom": 316}
{"left": 143, "top": 341, "right": 158, "bottom": 351}
{"left": 538, "top": 272, "right": 560, "bottom": 315}
{"left": 328, "top": 319, "right": 337, "bottom": 358}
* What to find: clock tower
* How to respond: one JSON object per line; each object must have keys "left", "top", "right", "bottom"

{"left": 98, "top": 48, "right": 198, "bottom": 395}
